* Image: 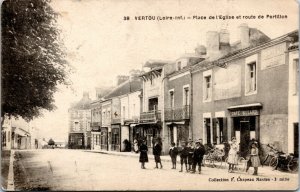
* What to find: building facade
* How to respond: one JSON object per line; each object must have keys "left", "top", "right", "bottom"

{"left": 192, "top": 27, "right": 298, "bottom": 157}
{"left": 68, "top": 92, "right": 92, "bottom": 149}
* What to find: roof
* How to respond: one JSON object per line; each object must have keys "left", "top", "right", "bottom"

{"left": 143, "top": 59, "right": 171, "bottom": 68}
{"left": 70, "top": 95, "right": 92, "bottom": 110}
{"left": 104, "top": 78, "right": 142, "bottom": 99}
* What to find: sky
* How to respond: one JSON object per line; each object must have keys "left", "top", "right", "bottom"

{"left": 32, "top": 0, "right": 298, "bottom": 140}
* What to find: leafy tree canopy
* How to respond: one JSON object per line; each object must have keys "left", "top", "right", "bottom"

{"left": 2, "top": 0, "right": 71, "bottom": 121}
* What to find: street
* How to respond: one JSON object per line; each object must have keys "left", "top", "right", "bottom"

{"left": 11, "top": 149, "right": 298, "bottom": 191}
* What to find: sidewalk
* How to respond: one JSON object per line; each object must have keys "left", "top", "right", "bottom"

{"left": 1, "top": 150, "right": 11, "bottom": 190}
{"left": 85, "top": 149, "right": 298, "bottom": 177}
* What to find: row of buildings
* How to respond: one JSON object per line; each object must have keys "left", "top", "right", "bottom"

{"left": 1, "top": 116, "right": 40, "bottom": 150}
{"left": 68, "top": 23, "right": 299, "bottom": 157}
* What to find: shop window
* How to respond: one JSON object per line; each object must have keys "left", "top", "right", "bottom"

{"left": 146, "top": 129, "right": 153, "bottom": 147}
{"left": 293, "top": 59, "right": 299, "bottom": 95}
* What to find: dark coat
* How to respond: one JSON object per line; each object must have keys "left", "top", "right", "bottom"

{"left": 139, "top": 144, "right": 148, "bottom": 163}
{"left": 153, "top": 143, "right": 162, "bottom": 156}
{"left": 179, "top": 147, "right": 189, "bottom": 158}
{"left": 193, "top": 145, "right": 206, "bottom": 162}
{"left": 169, "top": 147, "right": 178, "bottom": 158}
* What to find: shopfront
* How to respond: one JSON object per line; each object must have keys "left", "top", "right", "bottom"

{"left": 228, "top": 103, "right": 262, "bottom": 158}
{"left": 111, "top": 124, "right": 120, "bottom": 151}
{"left": 168, "top": 123, "right": 189, "bottom": 147}
{"left": 100, "top": 127, "right": 108, "bottom": 151}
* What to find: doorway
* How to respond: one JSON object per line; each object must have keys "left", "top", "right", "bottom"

{"left": 294, "top": 123, "right": 299, "bottom": 156}
{"left": 233, "top": 116, "right": 256, "bottom": 158}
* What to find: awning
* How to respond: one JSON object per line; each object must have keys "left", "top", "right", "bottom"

{"left": 227, "top": 103, "right": 262, "bottom": 110}
{"left": 13, "top": 128, "right": 30, "bottom": 137}
{"left": 166, "top": 121, "right": 185, "bottom": 125}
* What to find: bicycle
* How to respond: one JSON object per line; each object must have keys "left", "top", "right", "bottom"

{"left": 269, "top": 152, "right": 299, "bottom": 173}
{"left": 262, "top": 144, "right": 279, "bottom": 166}
{"left": 203, "top": 147, "right": 225, "bottom": 168}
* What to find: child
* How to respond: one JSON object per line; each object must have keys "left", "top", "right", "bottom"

{"left": 179, "top": 141, "right": 189, "bottom": 172}
{"left": 187, "top": 139, "right": 195, "bottom": 171}
{"left": 169, "top": 142, "right": 178, "bottom": 169}
{"left": 246, "top": 142, "right": 260, "bottom": 175}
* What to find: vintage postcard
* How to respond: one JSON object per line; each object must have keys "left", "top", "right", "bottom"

{"left": 1, "top": 0, "right": 299, "bottom": 191}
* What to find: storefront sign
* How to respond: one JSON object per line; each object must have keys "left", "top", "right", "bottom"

{"left": 230, "top": 109, "right": 259, "bottom": 117}
{"left": 261, "top": 43, "right": 286, "bottom": 70}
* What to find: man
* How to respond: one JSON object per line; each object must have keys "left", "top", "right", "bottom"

{"left": 153, "top": 139, "right": 163, "bottom": 169}
{"left": 191, "top": 139, "right": 206, "bottom": 174}
{"left": 179, "top": 141, "right": 189, "bottom": 172}
{"left": 187, "top": 138, "right": 194, "bottom": 171}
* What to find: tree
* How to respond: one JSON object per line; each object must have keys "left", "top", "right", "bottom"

{"left": 1, "top": 0, "right": 71, "bottom": 121}
{"left": 48, "top": 138, "right": 55, "bottom": 146}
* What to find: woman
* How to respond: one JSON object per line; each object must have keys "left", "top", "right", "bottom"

{"left": 139, "top": 140, "right": 148, "bottom": 169}
{"left": 246, "top": 142, "right": 260, "bottom": 175}
{"left": 227, "top": 137, "right": 238, "bottom": 173}
{"left": 133, "top": 139, "right": 139, "bottom": 153}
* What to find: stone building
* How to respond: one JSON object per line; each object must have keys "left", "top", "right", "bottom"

{"left": 68, "top": 92, "right": 92, "bottom": 149}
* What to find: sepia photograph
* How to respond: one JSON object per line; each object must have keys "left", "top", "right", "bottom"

{"left": 1, "top": 0, "right": 299, "bottom": 191}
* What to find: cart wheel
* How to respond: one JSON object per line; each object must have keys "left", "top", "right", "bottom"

{"left": 287, "top": 159, "right": 298, "bottom": 173}
{"left": 269, "top": 157, "right": 278, "bottom": 169}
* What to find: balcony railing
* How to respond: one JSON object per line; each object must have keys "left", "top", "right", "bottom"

{"left": 164, "top": 105, "right": 190, "bottom": 121}
{"left": 123, "top": 116, "right": 139, "bottom": 124}
{"left": 140, "top": 110, "right": 161, "bottom": 123}
{"left": 111, "top": 117, "right": 121, "bottom": 124}
{"left": 91, "top": 122, "right": 101, "bottom": 127}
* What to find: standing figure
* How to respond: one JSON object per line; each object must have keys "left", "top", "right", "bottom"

{"left": 191, "top": 139, "right": 206, "bottom": 174}
{"left": 134, "top": 139, "right": 139, "bottom": 153}
{"left": 246, "top": 142, "right": 260, "bottom": 175}
{"left": 153, "top": 139, "right": 163, "bottom": 169}
{"left": 227, "top": 137, "right": 238, "bottom": 173}
{"left": 179, "top": 141, "right": 189, "bottom": 172}
{"left": 139, "top": 140, "right": 148, "bottom": 169}
{"left": 169, "top": 142, "right": 178, "bottom": 169}
{"left": 187, "top": 139, "right": 194, "bottom": 171}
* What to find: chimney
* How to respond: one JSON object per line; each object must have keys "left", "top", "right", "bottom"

{"left": 116, "top": 75, "right": 129, "bottom": 86}
{"left": 195, "top": 45, "right": 207, "bottom": 56}
{"left": 239, "top": 23, "right": 250, "bottom": 48}
{"left": 219, "top": 29, "right": 231, "bottom": 54}
{"left": 206, "top": 31, "right": 220, "bottom": 59}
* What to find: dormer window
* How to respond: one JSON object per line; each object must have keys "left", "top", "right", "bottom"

{"left": 177, "top": 61, "right": 182, "bottom": 71}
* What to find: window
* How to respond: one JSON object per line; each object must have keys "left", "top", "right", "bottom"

{"left": 177, "top": 61, "right": 182, "bottom": 71}
{"left": 247, "top": 62, "right": 257, "bottom": 93}
{"left": 183, "top": 86, "right": 189, "bottom": 106}
{"left": 169, "top": 90, "right": 174, "bottom": 109}
{"left": 74, "top": 122, "right": 79, "bottom": 131}
{"left": 204, "top": 75, "right": 212, "bottom": 100}
{"left": 293, "top": 59, "right": 299, "bottom": 95}
{"left": 245, "top": 55, "right": 258, "bottom": 95}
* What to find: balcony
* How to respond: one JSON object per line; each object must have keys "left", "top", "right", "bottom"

{"left": 91, "top": 122, "right": 101, "bottom": 127}
{"left": 123, "top": 116, "right": 139, "bottom": 125}
{"left": 111, "top": 117, "right": 121, "bottom": 124}
{"left": 164, "top": 105, "right": 190, "bottom": 121}
{"left": 140, "top": 110, "right": 161, "bottom": 123}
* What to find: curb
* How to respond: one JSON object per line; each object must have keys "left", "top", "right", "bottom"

{"left": 7, "top": 150, "right": 15, "bottom": 191}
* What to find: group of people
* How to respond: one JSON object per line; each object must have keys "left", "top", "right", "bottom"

{"left": 138, "top": 137, "right": 261, "bottom": 176}
{"left": 138, "top": 138, "right": 206, "bottom": 174}
{"left": 227, "top": 137, "right": 260, "bottom": 175}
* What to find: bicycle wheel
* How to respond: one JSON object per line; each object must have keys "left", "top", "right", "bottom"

{"left": 269, "top": 157, "right": 278, "bottom": 168}
{"left": 203, "top": 155, "right": 209, "bottom": 167}
{"left": 288, "top": 159, "right": 298, "bottom": 173}
{"left": 216, "top": 156, "right": 223, "bottom": 168}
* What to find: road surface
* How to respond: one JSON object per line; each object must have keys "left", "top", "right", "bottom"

{"left": 11, "top": 149, "right": 298, "bottom": 191}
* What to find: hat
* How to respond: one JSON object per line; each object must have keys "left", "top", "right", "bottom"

{"left": 195, "top": 139, "right": 201, "bottom": 144}
{"left": 231, "top": 137, "right": 236, "bottom": 142}
{"left": 188, "top": 138, "right": 193, "bottom": 142}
